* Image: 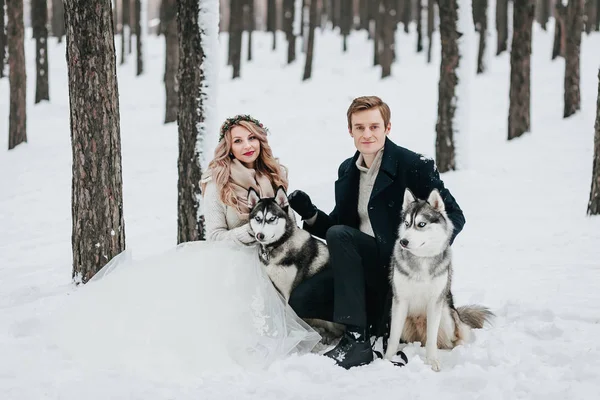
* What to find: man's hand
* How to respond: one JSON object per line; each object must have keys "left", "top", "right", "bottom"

{"left": 288, "top": 190, "right": 318, "bottom": 220}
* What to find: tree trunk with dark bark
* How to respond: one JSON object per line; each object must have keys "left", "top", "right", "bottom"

{"left": 402, "top": 0, "right": 412, "bottom": 33}
{"left": 588, "top": 68, "right": 600, "bottom": 215}
{"left": 162, "top": 0, "right": 178, "bottom": 123}
{"left": 476, "top": 0, "right": 488, "bottom": 74}
{"left": 372, "top": 0, "right": 382, "bottom": 66}
{"left": 267, "top": 0, "right": 277, "bottom": 50}
{"left": 436, "top": 0, "right": 459, "bottom": 173}
{"left": 416, "top": 0, "right": 423, "bottom": 52}
{"left": 32, "top": 0, "right": 49, "bottom": 103}
{"left": 340, "top": 0, "right": 352, "bottom": 52}
{"left": 177, "top": 0, "right": 206, "bottom": 243}
{"left": 584, "top": 0, "right": 597, "bottom": 33}
{"left": 284, "top": 0, "right": 296, "bottom": 63}
{"left": 246, "top": 0, "right": 254, "bottom": 61}
{"left": 121, "top": 0, "right": 130, "bottom": 64}
{"left": 134, "top": 0, "right": 143, "bottom": 75}
{"left": 0, "top": 0, "right": 7, "bottom": 78}
{"left": 552, "top": 2, "right": 567, "bottom": 59}
{"left": 359, "top": 0, "right": 369, "bottom": 31}
{"left": 564, "top": 0, "right": 584, "bottom": 118}
{"left": 427, "top": 0, "right": 435, "bottom": 63}
{"left": 51, "top": 0, "right": 65, "bottom": 42}
{"left": 303, "top": 0, "right": 317, "bottom": 81}
{"left": 508, "top": 0, "right": 534, "bottom": 140}
{"left": 64, "top": 0, "right": 126, "bottom": 283}
{"left": 230, "top": 0, "right": 243, "bottom": 78}
{"left": 7, "top": 0, "right": 27, "bottom": 150}
{"left": 381, "top": 0, "right": 396, "bottom": 78}
{"left": 538, "top": 0, "right": 551, "bottom": 30}
{"left": 496, "top": 0, "right": 508, "bottom": 55}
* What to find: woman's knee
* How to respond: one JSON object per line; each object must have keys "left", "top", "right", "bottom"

{"left": 325, "top": 225, "right": 354, "bottom": 244}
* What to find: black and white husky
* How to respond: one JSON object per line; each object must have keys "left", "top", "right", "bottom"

{"left": 384, "top": 188, "right": 494, "bottom": 371}
{"left": 247, "top": 187, "right": 343, "bottom": 340}
{"left": 247, "top": 187, "right": 329, "bottom": 302}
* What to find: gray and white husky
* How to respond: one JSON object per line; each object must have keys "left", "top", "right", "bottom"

{"left": 384, "top": 188, "right": 494, "bottom": 371}
{"left": 247, "top": 187, "right": 344, "bottom": 340}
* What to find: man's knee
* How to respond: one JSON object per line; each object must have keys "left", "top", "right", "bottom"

{"left": 325, "top": 225, "right": 354, "bottom": 245}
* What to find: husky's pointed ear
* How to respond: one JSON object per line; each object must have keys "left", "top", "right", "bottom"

{"left": 247, "top": 187, "right": 261, "bottom": 210}
{"left": 274, "top": 186, "right": 289, "bottom": 209}
{"left": 402, "top": 188, "right": 416, "bottom": 210}
{"left": 427, "top": 189, "right": 445, "bottom": 212}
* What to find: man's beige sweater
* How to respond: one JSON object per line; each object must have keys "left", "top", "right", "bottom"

{"left": 355, "top": 147, "right": 384, "bottom": 237}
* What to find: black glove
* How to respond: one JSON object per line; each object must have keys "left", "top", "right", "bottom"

{"left": 287, "top": 190, "right": 318, "bottom": 220}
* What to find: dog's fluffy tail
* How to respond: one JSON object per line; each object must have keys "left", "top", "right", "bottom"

{"left": 456, "top": 305, "right": 494, "bottom": 329}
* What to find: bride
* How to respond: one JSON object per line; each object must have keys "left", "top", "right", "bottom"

{"left": 50, "top": 115, "right": 321, "bottom": 378}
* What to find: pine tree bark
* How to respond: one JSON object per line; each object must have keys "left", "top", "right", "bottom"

{"left": 476, "top": 0, "right": 487, "bottom": 74}
{"left": 230, "top": 0, "right": 243, "bottom": 78}
{"left": 284, "top": 0, "right": 296, "bottom": 63}
{"left": 340, "top": 0, "right": 352, "bottom": 52}
{"left": 564, "top": 0, "right": 583, "bottom": 118}
{"left": 381, "top": 0, "right": 396, "bottom": 78}
{"left": 496, "top": 0, "right": 508, "bottom": 55}
{"left": 588, "top": 68, "right": 600, "bottom": 215}
{"left": 402, "top": 0, "right": 412, "bottom": 33}
{"left": 267, "top": 0, "right": 277, "bottom": 50}
{"left": 303, "top": 0, "right": 317, "bottom": 81}
{"left": 538, "top": 0, "right": 550, "bottom": 30}
{"left": 246, "top": 0, "right": 254, "bottom": 61}
{"left": 162, "top": 0, "right": 178, "bottom": 123}
{"left": 121, "top": 0, "right": 130, "bottom": 64}
{"left": 64, "top": 0, "right": 126, "bottom": 283}
{"left": 359, "top": 0, "right": 369, "bottom": 31}
{"left": 51, "top": 0, "right": 65, "bottom": 42}
{"left": 585, "top": 0, "right": 597, "bottom": 33}
{"left": 0, "top": 0, "right": 6, "bottom": 78}
{"left": 372, "top": 0, "right": 382, "bottom": 66}
{"left": 32, "top": 0, "right": 49, "bottom": 103}
{"left": 177, "top": 0, "right": 206, "bottom": 243}
{"left": 436, "top": 0, "right": 459, "bottom": 172}
{"left": 508, "top": 0, "right": 534, "bottom": 140}
{"left": 416, "top": 0, "right": 423, "bottom": 52}
{"left": 552, "top": 2, "right": 567, "bottom": 59}
{"left": 427, "top": 0, "right": 435, "bottom": 63}
{"left": 134, "top": 0, "right": 143, "bottom": 75}
{"left": 7, "top": 0, "right": 27, "bottom": 150}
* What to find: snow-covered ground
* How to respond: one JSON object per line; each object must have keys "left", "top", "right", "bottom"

{"left": 1, "top": 21, "right": 599, "bottom": 399}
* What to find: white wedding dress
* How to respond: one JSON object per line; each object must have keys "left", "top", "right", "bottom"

{"left": 49, "top": 240, "right": 321, "bottom": 380}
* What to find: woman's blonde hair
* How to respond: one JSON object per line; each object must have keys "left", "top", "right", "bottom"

{"left": 201, "top": 119, "right": 288, "bottom": 212}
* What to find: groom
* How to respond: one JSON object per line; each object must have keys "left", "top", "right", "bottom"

{"left": 287, "top": 96, "right": 466, "bottom": 369}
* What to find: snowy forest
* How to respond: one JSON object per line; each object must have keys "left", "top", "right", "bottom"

{"left": 1, "top": 0, "right": 600, "bottom": 398}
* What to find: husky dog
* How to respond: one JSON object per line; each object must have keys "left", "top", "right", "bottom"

{"left": 247, "top": 187, "right": 344, "bottom": 341}
{"left": 384, "top": 188, "right": 493, "bottom": 371}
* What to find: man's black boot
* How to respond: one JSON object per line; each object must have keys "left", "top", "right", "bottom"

{"left": 323, "top": 325, "right": 373, "bottom": 369}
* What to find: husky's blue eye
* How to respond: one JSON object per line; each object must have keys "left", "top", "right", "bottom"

{"left": 404, "top": 221, "right": 409, "bottom": 227}
{"left": 418, "top": 222, "right": 426, "bottom": 228}
{"left": 255, "top": 216, "right": 261, "bottom": 222}
{"left": 268, "top": 217, "right": 277, "bottom": 223}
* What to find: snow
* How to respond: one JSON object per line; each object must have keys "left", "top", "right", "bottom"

{"left": 1, "top": 20, "right": 600, "bottom": 400}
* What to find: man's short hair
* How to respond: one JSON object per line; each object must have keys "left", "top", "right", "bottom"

{"left": 346, "top": 96, "right": 391, "bottom": 130}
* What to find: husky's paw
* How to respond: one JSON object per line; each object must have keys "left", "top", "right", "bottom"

{"left": 426, "top": 357, "right": 441, "bottom": 372}
{"left": 383, "top": 350, "right": 395, "bottom": 361}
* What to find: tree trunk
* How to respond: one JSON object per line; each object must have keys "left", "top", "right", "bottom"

{"left": 508, "top": 0, "right": 534, "bottom": 140}
{"left": 381, "top": 0, "right": 396, "bottom": 78}
{"left": 230, "top": 0, "right": 243, "bottom": 78}
{"left": 268, "top": 0, "right": 277, "bottom": 50}
{"left": 372, "top": 0, "right": 382, "bottom": 66}
{"left": 427, "top": 0, "right": 435, "bottom": 63}
{"left": 32, "top": 0, "right": 49, "bottom": 103}
{"left": 596, "top": 0, "right": 600, "bottom": 30}
{"left": 496, "top": 0, "right": 508, "bottom": 55}
{"left": 177, "top": 0, "right": 207, "bottom": 243}
{"left": 564, "top": 0, "right": 584, "bottom": 118}
{"left": 51, "top": 0, "right": 65, "bottom": 42}
{"left": 416, "top": 0, "right": 423, "bottom": 52}
{"left": 121, "top": 0, "right": 130, "bottom": 64}
{"left": 359, "top": 0, "right": 369, "bottom": 31}
{"left": 476, "top": 0, "right": 488, "bottom": 74}
{"left": 284, "top": 0, "right": 296, "bottom": 63}
{"left": 162, "top": 0, "right": 178, "bottom": 124}
{"left": 436, "top": 0, "right": 459, "bottom": 172}
{"left": 1, "top": 0, "right": 7, "bottom": 78}
{"left": 246, "top": 0, "right": 254, "bottom": 61}
{"left": 64, "top": 0, "right": 126, "bottom": 283}
{"left": 538, "top": 0, "right": 550, "bottom": 30}
{"left": 7, "top": 0, "right": 27, "bottom": 150}
{"left": 552, "top": 2, "right": 567, "bottom": 59}
{"left": 588, "top": 68, "right": 600, "bottom": 215}
{"left": 402, "top": 0, "right": 412, "bottom": 33}
{"left": 340, "top": 0, "right": 352, "bottom": 52}
{"left": 585, "top": 0, "right": 597, "bottom": 33}
{"left": 134, "top": 0, "right": 143, "bottom": 75}
{"left": 303, "top": 0, "right": 317, "bottom": 81}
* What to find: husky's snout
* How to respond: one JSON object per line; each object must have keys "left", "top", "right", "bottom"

{"left": 399, "top": 238, "right": 409, "bottom": 248}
